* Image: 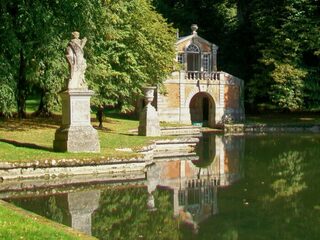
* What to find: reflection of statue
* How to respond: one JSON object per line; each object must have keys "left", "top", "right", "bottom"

{"left": 66, "top": 31, "right": 88, "bottom": 89}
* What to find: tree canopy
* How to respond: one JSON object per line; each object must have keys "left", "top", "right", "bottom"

{"left": 0, "top": 0, "right": 175, "bottom": 117}
{"left": 1, "top": 0, "right": 319, "bottom": 116}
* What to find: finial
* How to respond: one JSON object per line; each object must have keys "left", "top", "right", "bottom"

{"left": 191, "top": 24, "right": 198, "bottom": 34}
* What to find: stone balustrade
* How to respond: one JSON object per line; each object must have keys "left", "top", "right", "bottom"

{"left": 185, "top": 71, "right": 221, "bottom": 81}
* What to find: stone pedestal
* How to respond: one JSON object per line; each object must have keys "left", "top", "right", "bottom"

{"left": 138, "top": 87, "right": 160, "bottom": 136}
{"left": 53, "top": 90, "right": 100, "bottom": 152}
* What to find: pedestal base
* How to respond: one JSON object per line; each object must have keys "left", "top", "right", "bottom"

{"left": 53, "top": 89, "right": 100, "bottom": 152}
{"left": 54, "top": 126, "right": 100, "bottom": 152}
{"left": 138, "top": 104, "right": 161, "bottom": 136}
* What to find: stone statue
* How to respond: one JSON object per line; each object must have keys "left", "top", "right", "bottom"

{"left": 66, "top": 31, "right": 88, "bottom": 90}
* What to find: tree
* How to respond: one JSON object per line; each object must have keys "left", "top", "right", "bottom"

{"left": 248, "top": 0, "right": 320, "bottom": 110}
{"left": 89, "top": 0, "right": 176, "bottom": 112}
{"left": 0, "top": 0, "right": 176, "bottom": 117}
{"left": 0, "top": 0, "right": 67, "bottom": 117}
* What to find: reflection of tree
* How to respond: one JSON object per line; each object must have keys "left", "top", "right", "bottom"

{"left": 47, "top": 196, "right": 63, "bottom": 223}
{"left": 270, "top": 151, "right": 306, "bottom": 199}
{"left": 92, "top": 187, "right": 180, "bottom": 240}
{"left": 189, "top": 134, "right": 320, "bottom": 239}
{"left": 9, "top": 195, "right": 64, "bottom": 225}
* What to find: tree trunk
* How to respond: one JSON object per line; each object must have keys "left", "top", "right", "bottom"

{"left": 17, "top": 49, "right": 27, "bottom": 118}
{"left": 96, "top": 106, "right": 104, "bottom": 128}
{"left": 35, "top": 90, "right": 52, "bottom": 117}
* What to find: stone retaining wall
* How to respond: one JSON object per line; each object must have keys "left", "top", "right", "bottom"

{"left": 0, "top": 138, "right": 200, "bottom": 181}
{"left": 224, "top": 124, "right": 320, "bottom": 133}
{"left": 160, "top": 126, "right": 201, "bottom": 136}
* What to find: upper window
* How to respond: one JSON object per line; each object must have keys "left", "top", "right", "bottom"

{"left": 186, "top": 44, "right": 200, "bottom": 53}
{"left": 177, "top": 53, "right": 184, "bottom": 64}
{"left": 202, "top": 54, "right": 211, "bottom": 72}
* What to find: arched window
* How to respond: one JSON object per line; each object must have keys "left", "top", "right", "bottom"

{"left": 186, "top": 44, "right": 200, "bottom": 71}
{"left": 186, "top": 44, "right": 200, "bottom": 53}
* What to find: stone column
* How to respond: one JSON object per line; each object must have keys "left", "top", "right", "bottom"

{"left": 212, "top": 45, "right": 219, "bottom": 72}
{"left": 138, "top": 87, "right": 161, "bottom": 136}
{"left": 53, "top": 89, "right": 100, "bottom": 152}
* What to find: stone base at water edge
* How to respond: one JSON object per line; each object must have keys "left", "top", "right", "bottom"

{"left": 54, "top": 126, "right": 100, "bottom": 152}
{"left": 53, "top": 89, "right": 100, "bottom": 152}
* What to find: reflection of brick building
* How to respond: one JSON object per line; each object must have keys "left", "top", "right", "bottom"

{"left": 156, "top": 24, "right": 245, "bottom": 127}
{"left": 147, "top": 135, "right": 244, "bottom": 226}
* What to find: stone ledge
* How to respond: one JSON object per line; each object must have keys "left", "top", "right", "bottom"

{"left": 224, "top": 123, "right": 320, "bottom": 133}
{"left": 160, "top": 126, "right": 201, "bottom": 136}
{"left": 0, "top": 156, "right": 146, "bottom": 170}
{"left": 0, "top": 173, "right": 146, "bottom": 199}
{"left": 0, "top": 162, "right": 146, "bottom": 181}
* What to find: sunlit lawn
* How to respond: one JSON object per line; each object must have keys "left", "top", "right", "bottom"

{"left": 0, "top": 113, "right": 160, "bottom": 163}
{"left": 0, "top": 200, "right": 96, "bottom": 240}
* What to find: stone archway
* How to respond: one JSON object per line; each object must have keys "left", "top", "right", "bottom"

{"left": 189, "top": 92, "right": 215, "bottom": 127}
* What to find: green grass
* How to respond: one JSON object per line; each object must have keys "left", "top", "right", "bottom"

{"left": 0, "top": 200, "right": 96, "bottom": 240}
{"left": 0, "top": 114, "right": 162, "bottom": 163}
{"left": 26, "top": 98, "right": 41, "bottom": 113}
{"left": 1, "top": 111, "right": 319, "bottom": 163}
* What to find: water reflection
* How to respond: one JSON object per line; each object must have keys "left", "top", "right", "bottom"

{"left": 3, "top": 134, "right": 319, "bottom": 239}
{"left": 1, "top": 133, "right": 245, "bottom": 239}
{"left": 147, "top": 134, "right": 244, "bottom": 231}
{"left": 56, "top": 190, "right": 100, "bottom": 235}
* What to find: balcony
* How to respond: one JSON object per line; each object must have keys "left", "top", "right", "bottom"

{"left": 186, "top": 71, "right": 221, "bottom": 81}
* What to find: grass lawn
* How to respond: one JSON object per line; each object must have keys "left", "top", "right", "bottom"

{"left": 1, "top": 110, "right": 319, "bottom": 163}
{"left": 0, "top": 200, "right": 96, "bottom": 240}
{"left": 0, "top": 113, "right": 162, "bottom": 163}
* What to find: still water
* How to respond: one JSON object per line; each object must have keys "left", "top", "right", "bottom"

{"left": 1, "top": 133, "right": 320, "bottom": 239}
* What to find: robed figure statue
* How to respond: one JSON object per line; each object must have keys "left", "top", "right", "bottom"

{"left": 65, "top": 31, "right": 88, "bottom": 89}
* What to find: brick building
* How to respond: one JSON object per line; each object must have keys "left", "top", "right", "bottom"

{"left": 155, "top": 24, "right": 245, "bottom": 127}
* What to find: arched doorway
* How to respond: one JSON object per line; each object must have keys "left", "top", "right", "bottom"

{"left": 189, "top": 92, "right": 215, "bottom": 127}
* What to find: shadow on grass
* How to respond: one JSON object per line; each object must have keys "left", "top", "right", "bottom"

{"left": 0, "top": 116, "right": 61, "bottom": 131}
{"left": 118, "top": 133, "right": 138, "bottom": 136}
{"left": 0, "top": 139, "right": 53, "bottom": 152}
{"left": 104, "top": 112, "right": 138, "bottom": 121}
{"left": 94, "top": 126, "right": 112, "bottom": 132}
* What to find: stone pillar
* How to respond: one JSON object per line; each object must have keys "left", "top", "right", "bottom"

{"left": 212, "top": 45, "right": 219, "bottom": 72}
{"left": 138, "top": 87, "right": 161, "bottom": 136}
{"left": 215, "top": 73, "right": 225, "bottom": 125}
{"left": 53, "top": 90, "right": 100, "bottom": 152}
{"left": 179, "top": 71, "right": 186, "bottom": 123}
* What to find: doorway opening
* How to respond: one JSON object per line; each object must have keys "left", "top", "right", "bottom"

{"left": 189, "top": 92, "right": 215, "bottom": 127}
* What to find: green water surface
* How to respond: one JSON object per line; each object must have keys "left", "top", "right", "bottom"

{"left": 3, "top": 133, "right": 320, "bottom": 240}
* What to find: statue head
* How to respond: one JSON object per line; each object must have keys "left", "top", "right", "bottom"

{"left": 71, "top": 31, "right": 80, "bottom": 39}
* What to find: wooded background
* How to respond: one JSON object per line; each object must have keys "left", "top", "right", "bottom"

{"left": 0, "top": 0, "right": 319, "bottom": 117}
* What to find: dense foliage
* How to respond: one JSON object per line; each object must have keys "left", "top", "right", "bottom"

{"left": 1, "top": 0, "right": 319, "bottom": 116}
{"left": 0, "top": 0, "right": 175, "bottom": 117}
{"left": 154, "top": 0, "right": 320, "bottom": 111}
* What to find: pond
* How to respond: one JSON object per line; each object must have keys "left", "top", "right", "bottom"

{"left": 1, "top": 133, "right": 320, "bottom": 239}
